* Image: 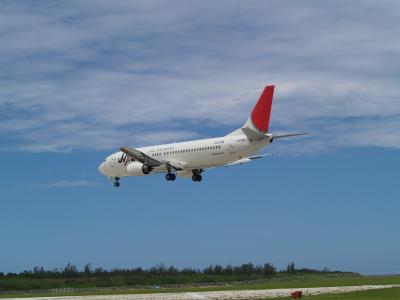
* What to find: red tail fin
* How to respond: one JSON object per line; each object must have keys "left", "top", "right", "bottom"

{"left": 250, "top": 85, "right": 274, "bottom": 133}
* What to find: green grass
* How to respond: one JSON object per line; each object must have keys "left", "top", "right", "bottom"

{"left": 266, "top": 287, "right": 400, "bottom": 300}
{"left": 0, "top": 272, "right": 359, "bottom": 291}
{"left": 0, "top": 275, "right": 399, "bottom": 298}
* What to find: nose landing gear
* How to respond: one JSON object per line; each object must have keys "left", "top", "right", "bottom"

{"left": 114, "top": 177, "right": 120, "bottom": 187}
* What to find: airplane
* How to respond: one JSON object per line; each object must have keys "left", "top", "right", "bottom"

{"left": 98, "top": 85, "right": 308, "bottom": 187}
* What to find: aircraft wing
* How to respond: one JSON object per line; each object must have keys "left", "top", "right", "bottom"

{"left": 167, "top": 161, "right": 185, "bottom": 171}
{"left": 120, "top": 146, "right": 184, "bottom": 171}
{"left": 120, "top": 146, "right": 162, "bottom": 167}
{"left": 225, "top": 154, "right": 272, "bottom": 167}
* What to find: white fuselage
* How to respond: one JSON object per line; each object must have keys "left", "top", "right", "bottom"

{"left": 97, "top": 85, "right": 306, "bottom": 185}
{"left": 99, "top": 134, "right": 270, "bottom": 178}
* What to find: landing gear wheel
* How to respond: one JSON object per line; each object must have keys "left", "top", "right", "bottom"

{"left": 191, "top": 170, "right": 203, "bottom": 182}
{"left": 166, "top": 173, "right": 176, "bottom": 181}
{"left": 114, "top": 177, "right": 120, "bottom": 187}
{"left": 192, "top": 174, "right": 202, "bottom": 182}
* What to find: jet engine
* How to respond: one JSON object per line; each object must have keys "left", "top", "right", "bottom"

{"left": 126, "top": 161, "right": 147, "bottom": 176}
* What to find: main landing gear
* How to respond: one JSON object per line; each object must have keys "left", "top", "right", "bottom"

{"left": 192, "top": 170, "right": 203, "bottom": 182}
{"left": 114, "top": 177, "right": 120, "bottom": 188}
{"left": 165, "top": 173, "right": 176, "bottom": 181}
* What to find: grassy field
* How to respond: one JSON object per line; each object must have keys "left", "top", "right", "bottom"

{"left": 0, "top": 275, "right": 399, "bottom": 298}
{"left": 267, "top": 287, "right": 400, "bottom": 300}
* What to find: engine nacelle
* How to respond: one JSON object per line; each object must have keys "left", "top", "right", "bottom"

{"left": 126, "top": 161, "right": 146, "bottom": 176}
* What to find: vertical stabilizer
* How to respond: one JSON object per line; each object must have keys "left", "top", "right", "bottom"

{"left": 227, "top": 85, "right": 275, "bottom": 136}
{"left": 249, "top": 85, "right": 274, "bottom": 133}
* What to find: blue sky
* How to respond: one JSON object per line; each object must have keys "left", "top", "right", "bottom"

{"left": 0, "top": 1, "right": 399, "bottom": 274}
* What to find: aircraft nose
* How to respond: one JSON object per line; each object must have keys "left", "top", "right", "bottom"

{"left": 98, "top": 162, "right": 107, "bottom": 175}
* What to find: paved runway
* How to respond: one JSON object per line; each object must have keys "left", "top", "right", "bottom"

{"left": 3, "top": 284, "right": 399, "bottom": 300}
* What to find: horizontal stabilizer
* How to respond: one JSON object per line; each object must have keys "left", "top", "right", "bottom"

{"left": 270, "top": 132, "right": 310, "bottom": 139}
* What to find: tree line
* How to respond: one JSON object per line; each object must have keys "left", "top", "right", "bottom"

{"left": 0, "top": 261, "right": 338, "bottom": 279}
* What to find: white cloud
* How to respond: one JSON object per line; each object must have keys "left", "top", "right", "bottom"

{"left": 28, "top": 180, "right": 99, "bottom": 188}
{"left": 0, "top": 1, "right": 399, "bottom": 153}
